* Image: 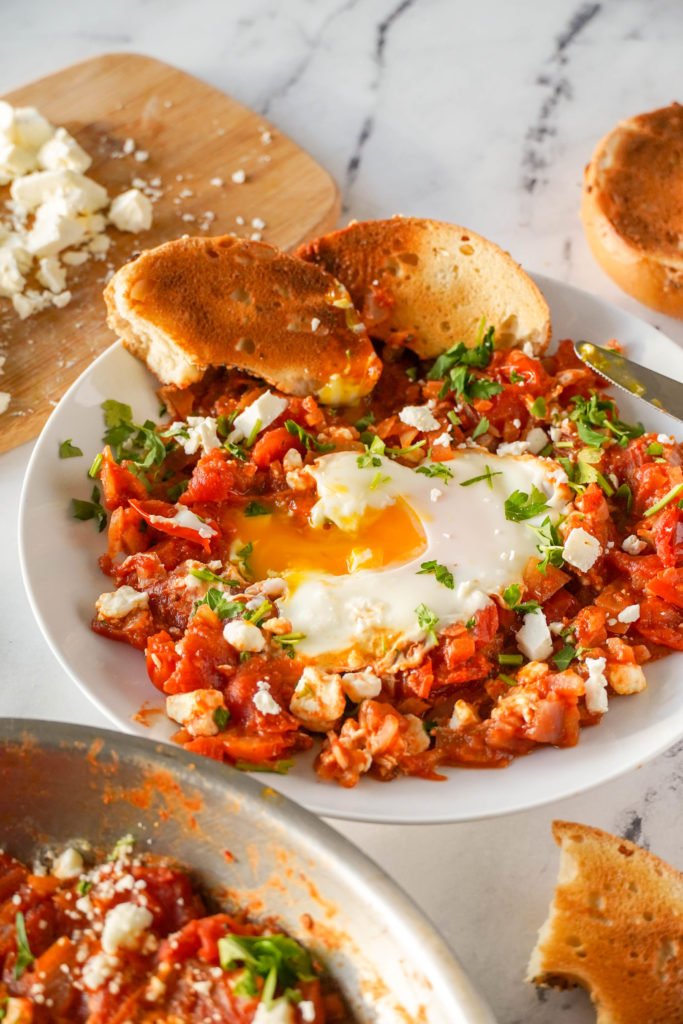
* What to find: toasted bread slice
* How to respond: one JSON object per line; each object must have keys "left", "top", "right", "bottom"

{"left": 296, "top": 217, "right": 550, "bottom": 359}
{"left": 582, "top": 103, "right": 683, "bottom": 318}
{"left": 527, "top": 820, "right": 683, "bottom": 1024}
{"left": 104, "top": 235, "right": 382, "bottom": 404}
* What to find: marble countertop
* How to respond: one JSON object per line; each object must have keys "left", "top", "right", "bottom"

{"left": 2, "top": 1, "right": 683, "bottom": 1021}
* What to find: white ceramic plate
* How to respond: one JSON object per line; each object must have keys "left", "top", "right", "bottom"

{"left": 19, "top": 275, "right": 683, "bottom": 823}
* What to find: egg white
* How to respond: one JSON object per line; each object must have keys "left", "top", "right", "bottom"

{"left": 278, "top": 448, "right": 570, "bottom": 669}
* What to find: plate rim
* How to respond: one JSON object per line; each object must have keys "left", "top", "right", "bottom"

{"left": 18, "top": 273, "right": 683, "bottom": 824}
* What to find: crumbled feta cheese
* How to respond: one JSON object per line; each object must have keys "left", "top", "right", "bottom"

{"left": 299, "top": 1002, "right": 316, "bottom": 1024}
{"left": 252, "top": 1000, "right": 296, "bottom": 1024}
{"left": 310, "top": 317, "right": 321, "bottom": 331}
{"left": 81, "top": 952, "right": 119, "bottom": 991}
{"left": 180, "top": 416, "right": 221, "bottom": 456}
{"left": 38, "top": 127, "right": 91, "bottom": 173}
{"left": 341, "top": 670, "right": 382, "bottom": 701}
{"left": 497, "top": 441, "right": 530, "bottom": 456}
{"left": 96, "top": 586, "right": 149, "bottom": 620}
{"left": 109, "top": 189, "right": 153, "bottom": 232}
{"left": 516, "top": 609, "right": 553, "bottom": 661}
{"left": 657, "top": 434, "right": 675, "bottom": 445}
{"left": 52, "top": 847, "right": 83, "bottom": 880}
{"left": 134, "top": 150, "right": 149, "bottom": 162}
{"left": 525, "top": 427, "right": 548, "bottom": 454}
{"left": 253, "top": 680, "right": 281, "bottom": 715}
{"left": 122, "top": 138, "right": 136, "bottom": 155}
{"left": 251, "top": 217, "right": 266, "bottom": 230}
{"left": 210, "top": 176, "right": 223, "bottom": 187}
{"left": 622, "top": 534, "right": 647, "bottom": 555}
{"left": 229, "top": 390, "right": 288, "bottom": 443}
{"left": 617, "top": 603, "right": 641, "bottom": 624}
{"left": 36, "top": 256, "right": 66, "bottom": 293}
{"left": 0, "top": 393, "right": 10, "bottom": 414}
{"left": 562, "top": 527, "right": 601, "bottom": 573}
{"left": 398, "top": 405, "right": 440, "bottom": 432}
{"left": 430, "top": 487, "right": 443, "bottom": 502}
{"left": 549, "top": 425, "right": 562, "bottom": 443}
{"left": 584, "top": 656, "right": 609, "bottom": 714}
{"left": 223, "top": 618, "right": 265, "bottom": 652}
{"left": 231, "top": 169, "right": 246, "bottom": 184}
{"left": 165, "top": 689, "right": 225, "bottom": 737}
{"left": 433, "top": 432, "right": 451, "bottom": 447}
{"left": 290, "top": 666, "right": 345, "bottom": 731}
{"left": 101, "top": 902, "right": 153, "bottom": 954}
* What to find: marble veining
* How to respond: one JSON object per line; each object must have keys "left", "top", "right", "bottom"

{"left": 2, "top": 2, "right": 683, "bottom": 1021}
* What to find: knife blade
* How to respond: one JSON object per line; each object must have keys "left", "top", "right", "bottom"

{"left": 573, "top": 341, "right": 683, "bottom": 428}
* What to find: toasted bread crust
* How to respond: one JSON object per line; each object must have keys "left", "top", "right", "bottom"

{"left": 104, "top": 235, "right": 382, "bottom": 403}
{"left": 296, "top": 217, "right": 551, "bottom": 358}
{"left": 582, "top": 103, "right": 683, "bottom": 318}
{"left": 528, "top": 820, "right": 683, "bottom": 1024}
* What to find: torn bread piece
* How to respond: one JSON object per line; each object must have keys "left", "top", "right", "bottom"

{"left": 296, "top": 216, "right": 551, "bottom": 359}
{"left": 528, "top": 820, "right": 683, "bottom": 1024}
{"left": 104, "top": 235, "right": 382, "bottom": 404}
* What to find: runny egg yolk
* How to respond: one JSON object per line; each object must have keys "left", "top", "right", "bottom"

{"left": 231, "top": 499, "right": 426, "bottom": 579}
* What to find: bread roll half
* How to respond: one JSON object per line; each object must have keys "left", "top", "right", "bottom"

{"left": 296, "top": 217, "right": 551, "bottom": 358}
{"left": 528, "top": 820, "right": 683, "bottom": 1024}
{"left": 582, "top": 103, "right": 683, "bottom": 317}
{"left": 104, "top": 235, "right": 382, "bottom": 405}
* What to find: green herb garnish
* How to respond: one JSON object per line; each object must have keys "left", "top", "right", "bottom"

{"left": 71, "top": 486, "right": 107, "bottom": 532}
{"left": 643, "top": 482, "right": 683, "bottom": 518}
{"left": 415, "top": 603, "right": 439, "bottom": 644}
{"left": 471, "top": 416, "right": 490, "bottom": 440}
{"left": 285, "top": 420, "right": 335, "bottom": 453}
{"left": 502, "top": 583, "right": 540, "bottom": 615}
{"left": 213, "top": 706, "right": 230, "bottom": 729}
{"left": 59, "top": 439, "right": 83, "bottom": 458}
{"left": 504, "top": 486, "right": 550, "bottom": 522}
{"left": 417, "top": 560, "right": 454, "bottom": 589}
{"left": 245, "top": 501, "right": 272, "bottom": 517}
{"left": 415, "top": 462, "right": 453, "bottom": 482}
{"left": 14, "top": 912, "right": 34, "bottom": 979}
{"left": 459, "top": 465, "right": 502, "bottom": 489}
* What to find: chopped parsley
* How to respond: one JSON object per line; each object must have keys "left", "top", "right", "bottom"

{"left": 614, "top": 482, "right": 633, "bottom": 513}
{"left": 502, "top": 583, "right": 540, "bottom": 615}
{"left": 273, "top": 632, "right": 306, "bottom": 658}
{"left": 167, "top": 479, "right": 190, "bottom": 502}
{"left": 226, "top": 441, "right": 248, "bottom": 462}
{"left": 471, "top": 415, "right": 490, "bottom": 440}
{"left": 417, "top": 560, "right": 454, "bottom": 589}
{"left": 243, "top": 601, "right": 273, "bottom": 626}
{"left": 370, "top": 470, "right": 391, "bottom": 490}
{"left": 101, "top": 399, "right": 167, "bottom": 470}
{"left": 354, "top": 411, "right": 375, "bottom": 432}
{"left": 76, "top": 878, "right": 93, "bottom": 896}
{"left": 530, "top": 397, "right": 546, "bottom": 418}
{"left": 459, "top": 465, "right": 502, "bottom": 489}
{"left": 235, "top": 541, "right": 254, "bottom": 578}
{"left": 14, "top": 912, "right": 34, "bottom": 980}
{"left": 415, "top": 603, "right": 439, "bottom": 644}
{"left": 216, "top": 412, "right": 238, "bottom": 437}
{"left": 285, "top": 420, "right": 335, "bottom": 453}
{"left": 88, "top": 452, "right": 103, "bottom": 478}
{"left": 245, "top": 501, "right": 272, "bottom": 517}
{"left": 552, "top": 644, "right": 577, "bottom": 671}
{"left": 71, "top": 486, "right": 107, "bottom": 532}
{"left": 557, "top": 448, "right": 614, "bottom": 498}
{"left": 427, "top": 322, "right": 495, "bottom": 379}
{"left": 646, "top": 441, "right": 664, "bottom": 456}
{"left": 213, "top": 706, "right": 230, "bottom": 729}
{"left": 415, "top": 462, "right": 453, "bottom": 482}
{"left": 245, "top": 418, "right": 262, "bottom": 447}
{"left": 59, "top": 438, "right": 83, "bottom": 458}
{"left": 218, "top": 932, "right": 315, "bottom": 1007}
{"left": 509, "top": 369, "right": 525, "bottom": 384}
{"left": 528, "top": 516, "right": 565, "bottom": 573}
{"left": 504, "top": 486, "right": 550, "bottom": 522}
{"left": 189, "top": 566, "right": 241, "bottom": 586}
{"left": 568, "top": 394, "right": 644, "bottom": 450}
{"left": 194, "top": 588, "right": 244, "bottom": 620}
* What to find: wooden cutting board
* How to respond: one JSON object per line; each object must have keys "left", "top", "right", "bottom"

{"left": 0, "top": 53, "right": 340, "bottom": 454}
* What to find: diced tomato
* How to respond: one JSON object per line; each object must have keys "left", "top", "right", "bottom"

{"left": 106, "top": 505, "right": 149, "bottom": 559}
{"left": 162, "top": 606, "right": 236, "bottom": 694}
{"left": 470, "top": 604, "right": 499, "bottom": 645}
{"left": 182, "top": 448, "right": 257, "bottom": 503}
{"left": 184, "top": 730, "right": 295, "bottom": 765}
{"left": 98, "top": 446, "right": 148, "bottom": 510}
{"left": 608, "top": 551, "right": 663, "bottom": 590}
{"left": 652, "top": 505, "right": 683, "bottom": 567}
{"left": 251, "top": 426, "right": 302, "bottom": 469}
{"left": 523, "top": 559, "right": 570, "bottom": 602}
{"left": 636, "top": 596, "right": 683, "bottom": 649}
{"left": 542, "top": 588, "right": 580, "bottom": 623}
{"left": 441, "top": 633, "right": 476, "bottom": 668}
{"left": 129, "top": 499, "right": 219, "bottom": 555}
{"left": 91, "top": 608, "right": 155, "bottom": 651}
{"left": 573, "top": 605, "right": 608, "bottom": 647}
{"left": 405, "top": 658, "right": 434, "bottom": 699}
{"left": 645, "top": 567, "right": 683, "bottom": 610}
{"left": 145, "top": 631, "right": 179, "bottom": 691}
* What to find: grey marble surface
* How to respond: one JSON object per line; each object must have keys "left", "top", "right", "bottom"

{"left": 2, "top": 2, "right": 683, "bottom": 1021}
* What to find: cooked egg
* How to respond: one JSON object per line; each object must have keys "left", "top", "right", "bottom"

{"left": 240, "top": 449, "right": 569, "bottom": 670}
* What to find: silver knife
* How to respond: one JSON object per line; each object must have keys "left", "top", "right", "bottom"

{"left": 573, "top": 340, "right": 683, "bottom": 428}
